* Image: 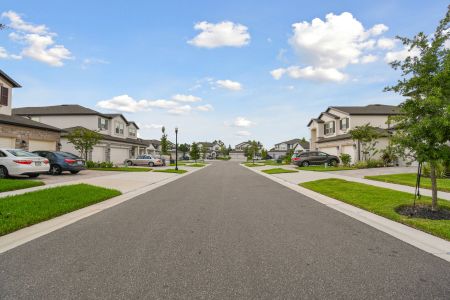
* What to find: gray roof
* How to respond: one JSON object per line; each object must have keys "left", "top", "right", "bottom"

{"left": 61, "top": 126, "right": 148, "bottom": 146}
{"left": 13, "top": 105, "right": 105, "bottom": 117}
{"left": 328, "top": 104, "right": 400, "bottom": 115}
{"left": 275, "top": 138, "right": 309, "bottom": 149}
{"left": 198, "top": 142, "right": 213, "bottom": 147}
{"left": 0, "top": 114, "right": 61, "bottom": 132}
{"left": 307, "top": 118, "right": 324, "bottom": 126}
{"left": 0, "top": 69, "right": 21, "bottom": 88}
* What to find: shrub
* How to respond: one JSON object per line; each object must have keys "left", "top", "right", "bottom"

{"left": 354, "top": 159, "right": 384, "bottom": 169}
{"left": 339, "top": 153, "right": 352, "bottom": 167}
{"left": 86, "top": 160, "right": 114, "bottom": 169}
{"left": 354, "top": 161, "right": 367, "bottom": 169}
{"left": 422, "top": 161, "right": 448, "bottom": 178}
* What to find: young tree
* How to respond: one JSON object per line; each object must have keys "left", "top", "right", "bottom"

{"left": 261, "top": 148, "right": 268, "bottom": 160}
{"left": 201, "top": 145, "right": 208, "bottom": 159}
{"left": 385, "top": 6, "right": 450, "bottom": 211}
{"left": 178, "top": 143, "right": 190, "bottom": 158}
{"left": 220, "top": 144, "right": 228, "bottom": 158}
{"left": 245, "top": 140, "right": 261, "bottom": 163}
{"left": 190, "top": 142, "right": 200, "bottom": 162}
{"left": 160, "top": 126, "right": 168, "bottom": 157}
{"left": 349, "top": 124, "right": 381, "bottom": 161}
{"left": 67, "top": 127, "right": 102, "bottom": 161}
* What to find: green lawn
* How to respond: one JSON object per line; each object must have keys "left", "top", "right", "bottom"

{"left": 169, "top": 162, "right": 187, "bottom": 166}
{"left": 262, "top": 168, "right": 298, "bottom": 174}
{"left": 0, "top": 184, "right": 121, "bottom": 236}
{"left": 187, "top": 163, "right": 207, "bottom": 167}
{"left": 243, "top": 162, "right": 265, "bottom": 167}
{"left": 0, "top": 179, "right": 44, "bottom": 193}
{"left": 300, "top": 178, "right": 450, "bottom": 240}
{"left": 89, "top": 167, "right": 152, "bottom": 172}
{"left": 153, "top": 169, "right": 188, "bottom": 174}
{"left": 365, "top": 173, "right": 450, "bottom": 193}
{"left": 297, "top": 165, "right": 356, "bottom": 172}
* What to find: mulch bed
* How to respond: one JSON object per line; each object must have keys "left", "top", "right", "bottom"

{"left": 396, "top": 205, "right": 450, "bottom": 220}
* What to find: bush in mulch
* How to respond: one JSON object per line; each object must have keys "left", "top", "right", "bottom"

{"left": 396, "top": 205, "right": 450, "bottom": 220}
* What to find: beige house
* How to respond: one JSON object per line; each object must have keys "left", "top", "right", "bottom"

{"left": 308, "top": 104, "right": 400, "bottom": 164}
{"left": 13, "top": 105, "right": 147, "bottom": 164}
{"left": 269, "top": 138, "right": 310, "bottom": 160}
{"left": 0, "top": 70, "right": 61, "bottom": 151}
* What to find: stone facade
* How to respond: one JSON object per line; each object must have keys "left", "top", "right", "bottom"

{"left": 0, "top": 123, "right": 60, "bottom": 151}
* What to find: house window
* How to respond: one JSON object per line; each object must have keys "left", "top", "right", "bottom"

{"left": 115, "top": 122, "right": 124, "bottom": 135}
{"left": 129, "top": 127, "right": 136, "bottom": 137}
{"left": 98, "top": 117, "right": 108, "bottom": 130}
{"left": 324, "top": 121, "right": 335, "bottom": 135}
{"left": 0, "top": 86, "right": 8, "bottom": 106}
{"left": 340, "top": 118, "right": 349, "bottom": 131}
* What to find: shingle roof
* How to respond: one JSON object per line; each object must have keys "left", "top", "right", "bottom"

{"left": 328, "top": 104, "right": 400, "bottom": 115}
{"left": 61, "top": 126, "right": 148, "bottom": 146}
{"left": 198, "top": 142, "right": 213, "bottom": 147}
{"left": 0, "top": 114, "right": 61, "bottom": 132}
{"left": 13, "top": 105, "right": 105, "bottom": 116}
{"left": 307, "top": 118, "right": 324, "bottom": 126}
{"left": 0, "top": 69, "right": 21, "bottom": 88}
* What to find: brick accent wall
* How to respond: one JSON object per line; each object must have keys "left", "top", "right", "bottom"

{"left": 0, "top": 123, "right": 61, "bottom": 151}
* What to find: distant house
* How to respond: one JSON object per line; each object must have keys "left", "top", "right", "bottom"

{"left": 197, "top": 141, "right": 223, "bottom": 159}
{"left": 229, "top": 141, "right": 252, "bottom": 161}
{"left": 308, "top": 104, "right": 400, "bottom": 164}
{"left": 0, "top": 70, "right": 61, "bottom": 151}
{"left": 268, "top": 138, "right": 310, "bottom": 160}
{"left": 13, "top": 104, "right": 147, "bottom": 164}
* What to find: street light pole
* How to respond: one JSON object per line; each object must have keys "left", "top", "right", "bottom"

{"left": 175, "top": 127, "right": 178, "bottom": 171}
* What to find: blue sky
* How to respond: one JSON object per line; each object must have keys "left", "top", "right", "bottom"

{"left": 0, "top": 0, "right": 447, "bottom": 147}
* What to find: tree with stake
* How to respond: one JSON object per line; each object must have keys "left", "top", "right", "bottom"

{"left": 349, "top": 124, "right": 381, "bottom": 162}
{"left": 385, "top": 6, "right": 450, "bottom": 211}
{"left": 160, "top": 126, "right": 169, "bottom": 160}
{"left": 190, "top": 142, "right": 200, "bottom": 163}
{"left": 201, "top": 145, "right": 208, "bottom": 160}
{"left": 178, "top": 143, "right": 190, "bottom": 159}
{"left": 67, "top": 128, "right": 102, "bottom": 161}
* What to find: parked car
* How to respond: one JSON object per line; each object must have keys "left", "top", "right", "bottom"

{"left": 291, "top": 151, "right": 340, "bottom": 167}
{"left": 124, "top": 155, "right": 164, "bottom": 167}
{"left": 0, "top": 149, "right": 49, "bottom": 178}
{"left": 33, "top": 151, "right": 86, "bottom": 175}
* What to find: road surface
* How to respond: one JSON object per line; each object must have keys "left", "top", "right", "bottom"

{"left": 1, "top": 162, "right": 449, "bottom": 299}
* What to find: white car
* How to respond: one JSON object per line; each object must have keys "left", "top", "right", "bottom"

{"left": 0, "top": 149, "right": 50, "bottom": 178}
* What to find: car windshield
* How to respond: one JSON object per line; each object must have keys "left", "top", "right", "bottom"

{"left": 7, "top": 150, "right": 39, "bottom": 157}
{"left": 56, "top": 152, "right": 80, "bottom": 158}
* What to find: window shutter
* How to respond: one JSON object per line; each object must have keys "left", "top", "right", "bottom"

{"left": 332, "top": 121, "right": 335, "bottom": 133}
{"left": 1, "top": 87, "right": 8, "bottom": 106}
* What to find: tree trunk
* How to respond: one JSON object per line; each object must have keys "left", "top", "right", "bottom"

{"left": 430, "top": 162, "right": 438, "bottom": 211}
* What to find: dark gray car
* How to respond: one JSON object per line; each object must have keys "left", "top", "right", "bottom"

{"left": 33, "top": 151, "right": 86, "bottom": 175}
{"left": 291, "top": 151, "right": 340, "bottom": 167}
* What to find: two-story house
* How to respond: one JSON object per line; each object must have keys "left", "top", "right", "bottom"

{"left": 268, "top": 138, "right": 310, "bottom": 160}
{"left": 197, "top": 141, "right": 223, "bottom": 159}
{"left": 307, "top": 104, "right": 400, "bottom": 163}
{"left": 13, "top": 104, "right": 148, "bottom": 164}
{"left": 0, "top": 70, "right": 61, "bottom": 151}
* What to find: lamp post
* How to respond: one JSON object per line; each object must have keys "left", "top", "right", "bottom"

{"left": 175, "top": 127, "right": 178, "bottom": 171}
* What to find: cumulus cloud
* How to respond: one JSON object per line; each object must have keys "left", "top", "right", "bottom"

{"left": 167, "top": 105, "right": 192, "bottom": 115}
{"left": 1, "top": 11, "right": 72, "bottom": 66}
{"left": 384, "top": 46, "right": 420, "bottom": 63}
{"left": 377, "top": 38, "right": 397, "bottom": 50}
{"left": 172, "top": 94, "right": 202, "bottom": 102}
{"left": 97, "top": 95, "right": 152, "bottom": 113}
{"left": 236, "top": 130, "right": 251, "bottom": 137}
{"left": 271, "top": 12, "right": 390, "bottom": 82}
{"left": 216, "top": 79, "right": 242, "bottom": 91}
{"left": 188, "top": 21, "right": 250, "bottom": 48}
{"left": 196, "top": 104, "right": 214, "bottom": 111}
{"left": 361, "top": 54, "right": 378, "bottom": 64}
{"left": 228, "top": 117, "right": 254, "bottom": 128}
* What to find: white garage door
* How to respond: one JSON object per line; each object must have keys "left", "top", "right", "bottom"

{"left": 110, "top": 147, "right": 129, "bottom": 164}
{"left": 320, "top": 147, "right": 338, "bottom": 156}
{"left": 92, "top": 146, "right": 106, "bottom": 162}
{"left": 0, "top": 137, "right": 15, "bottom": 148}
{"left": 342, "top": 145, "right": 356, "bottom": 163}
{"left": 29, "top": 140, "right": 56, "bottom": 151}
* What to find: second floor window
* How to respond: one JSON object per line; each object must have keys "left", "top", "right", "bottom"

{"left": 115, "top": 122, "right": 124, "bottom": 135}
{"left": 129, "top": 127, "right": 136, "bottom": 137}
{"left": 98, "top": 118, "right": 108, "bottom": 130}
{"left": 0, "top": 86, "right": 8, "bottom": 106}
{"left": 340, "top": 118, "right": 349, "bottom": 131}
{"left": 324, "top": 121, "right": 335, "bottom": 135}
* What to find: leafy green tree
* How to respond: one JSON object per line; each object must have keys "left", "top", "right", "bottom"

{"left": 261, "top": 148, "right": 268, "bottom": 160}
{"left": 284, "top": 149, "right": 295, "bottom": 164}
{"left": 178, "top": 143, "right": 190, "bottom": 158}
{"left": 67, "top": 127, "right": 102, "bottom": 161}
{"left": 160, "top": 126, "right": 168, "bottom": 157}
{"left": 245, "top": 140, "right": 262, "bottom": 163}
{"left": 220, "top": 144, "right": 228, "bottom": 157}
{"left": 349, "top": 124, "right": 381, "bottom": 161}
{"left": 201, "top": 144, "right": 208, "bottom": 159}
{"left": 384, "top": 6, "right": 450, "bottom": 211}
{"left": 190, "top": 142, "right": 200, "bottom": 162}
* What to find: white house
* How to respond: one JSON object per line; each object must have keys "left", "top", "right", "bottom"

{"left": 268, "top": 138, "right": 310, "bottom": 160}
{"left": 13, "top": 104, "right": 148, "bottom": 164}
{"left": 307, "top": 104, "right": 400, "bottom": 164}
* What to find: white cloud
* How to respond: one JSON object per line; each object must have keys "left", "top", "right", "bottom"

{"left": 196, "top": 104, "right": 214, "bottom": 111}
{"left": 384, "top": 46, "right": 420, "bottom": 63}
{"left": 188, "top": 21, "right": 250, "bottom": 48}
{"left": 236, "top": 130, "right": 251, "bottom": 137}
{"left": 167, "top": 105, "right": 192, "bottom": 115}
{"left": 271, "top": 66, "right": 347, "bottom": 82}
{"left": 216, "top": 79, "right": 242, "bottom": 91}
{"left": 361, "top": 54, "right": 378, "bottom": 64}
{"left": 141, "top": 124, "right": 163, "bottom": 130}
{"left": 97, "top": 95, "right": 152, "bottom": 113}
{"left": 0, "top": 47, "right": 10, "bottom": 59}
{"left": 81, "top": 58, "right": 109, "bottom": 69}
{"left": 146, "top": 99, "right": 179, "bottom": 109}
{"left": 272, "top": 12, "right": 389, "bottom": 82}
{"left": 1, "top": 11, "right": 72, "bottom": 67}
{"left": 377, "top": 38, "right": 396, "bottom": 50}
{"left": 172, "top": 94, "right": 202, "bottom": 102}
{"left": 232, "top": 117, "right": 254, "bottom": 128}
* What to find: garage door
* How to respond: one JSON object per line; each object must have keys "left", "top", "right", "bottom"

{"left": 110, "top": 147, "right": 129, "bottom": 164}
{"left": 29, "top": 140, "right": 56, "bottom": 151}
{"left": 342, "top": 145, "right": 356, "bottom": 163}
{"left": 0, "top": 137, "right": 15, "bottom": 148}
{"left": 92, "top": 146, "right": 106, "bottom": 162}
{"left": 320, "top": 147, "right": 338, "bottom": 156}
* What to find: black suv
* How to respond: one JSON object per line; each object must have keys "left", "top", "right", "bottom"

{"left": 291, "top": 151, "right": 340, "bottom": 167}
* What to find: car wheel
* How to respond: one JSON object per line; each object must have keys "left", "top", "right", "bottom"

{"left": 28, "top": 173, "right": 40, "bottom": 178}
{"left": 148, "top": 162, "right": 154, "bottom": 167}
{"left": 0, "top": 166, "right": 8, "bottom": 179}
{"left": 126, "top": 161, "right": 133, "bottom": 166}
{"left": 329, "top": 159, "right": 338, "bottom": 166}
{"left": 302, "top": 161, "right": 310, "bottom": 167}
{"left": 70, "top": 171, "right": 80, "bottom": 174}
{"left": 50, "top": 164, "right": 62, "bottom": 175}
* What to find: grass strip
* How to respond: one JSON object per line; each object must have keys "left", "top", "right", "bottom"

{"left": 297, "top": 165, "right": 356, "bottom": 172}
{"left": 262, "top": 168, "right": 298, "bottom": 174}
{"left": 365, "top": 173, "right": 450, "bottom": 193}
{"left": 153, "top": 169, "right": 188, "bottom": 174}
{"left": 89, "top": 167, "right": 152, "bottom": 172}
{"left": 0, "top": 179, "right": 44, "bottom": 193}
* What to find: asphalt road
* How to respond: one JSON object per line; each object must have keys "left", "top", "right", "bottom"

{"left": 1, "top": 162, "right": 450, "bottom": 299}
